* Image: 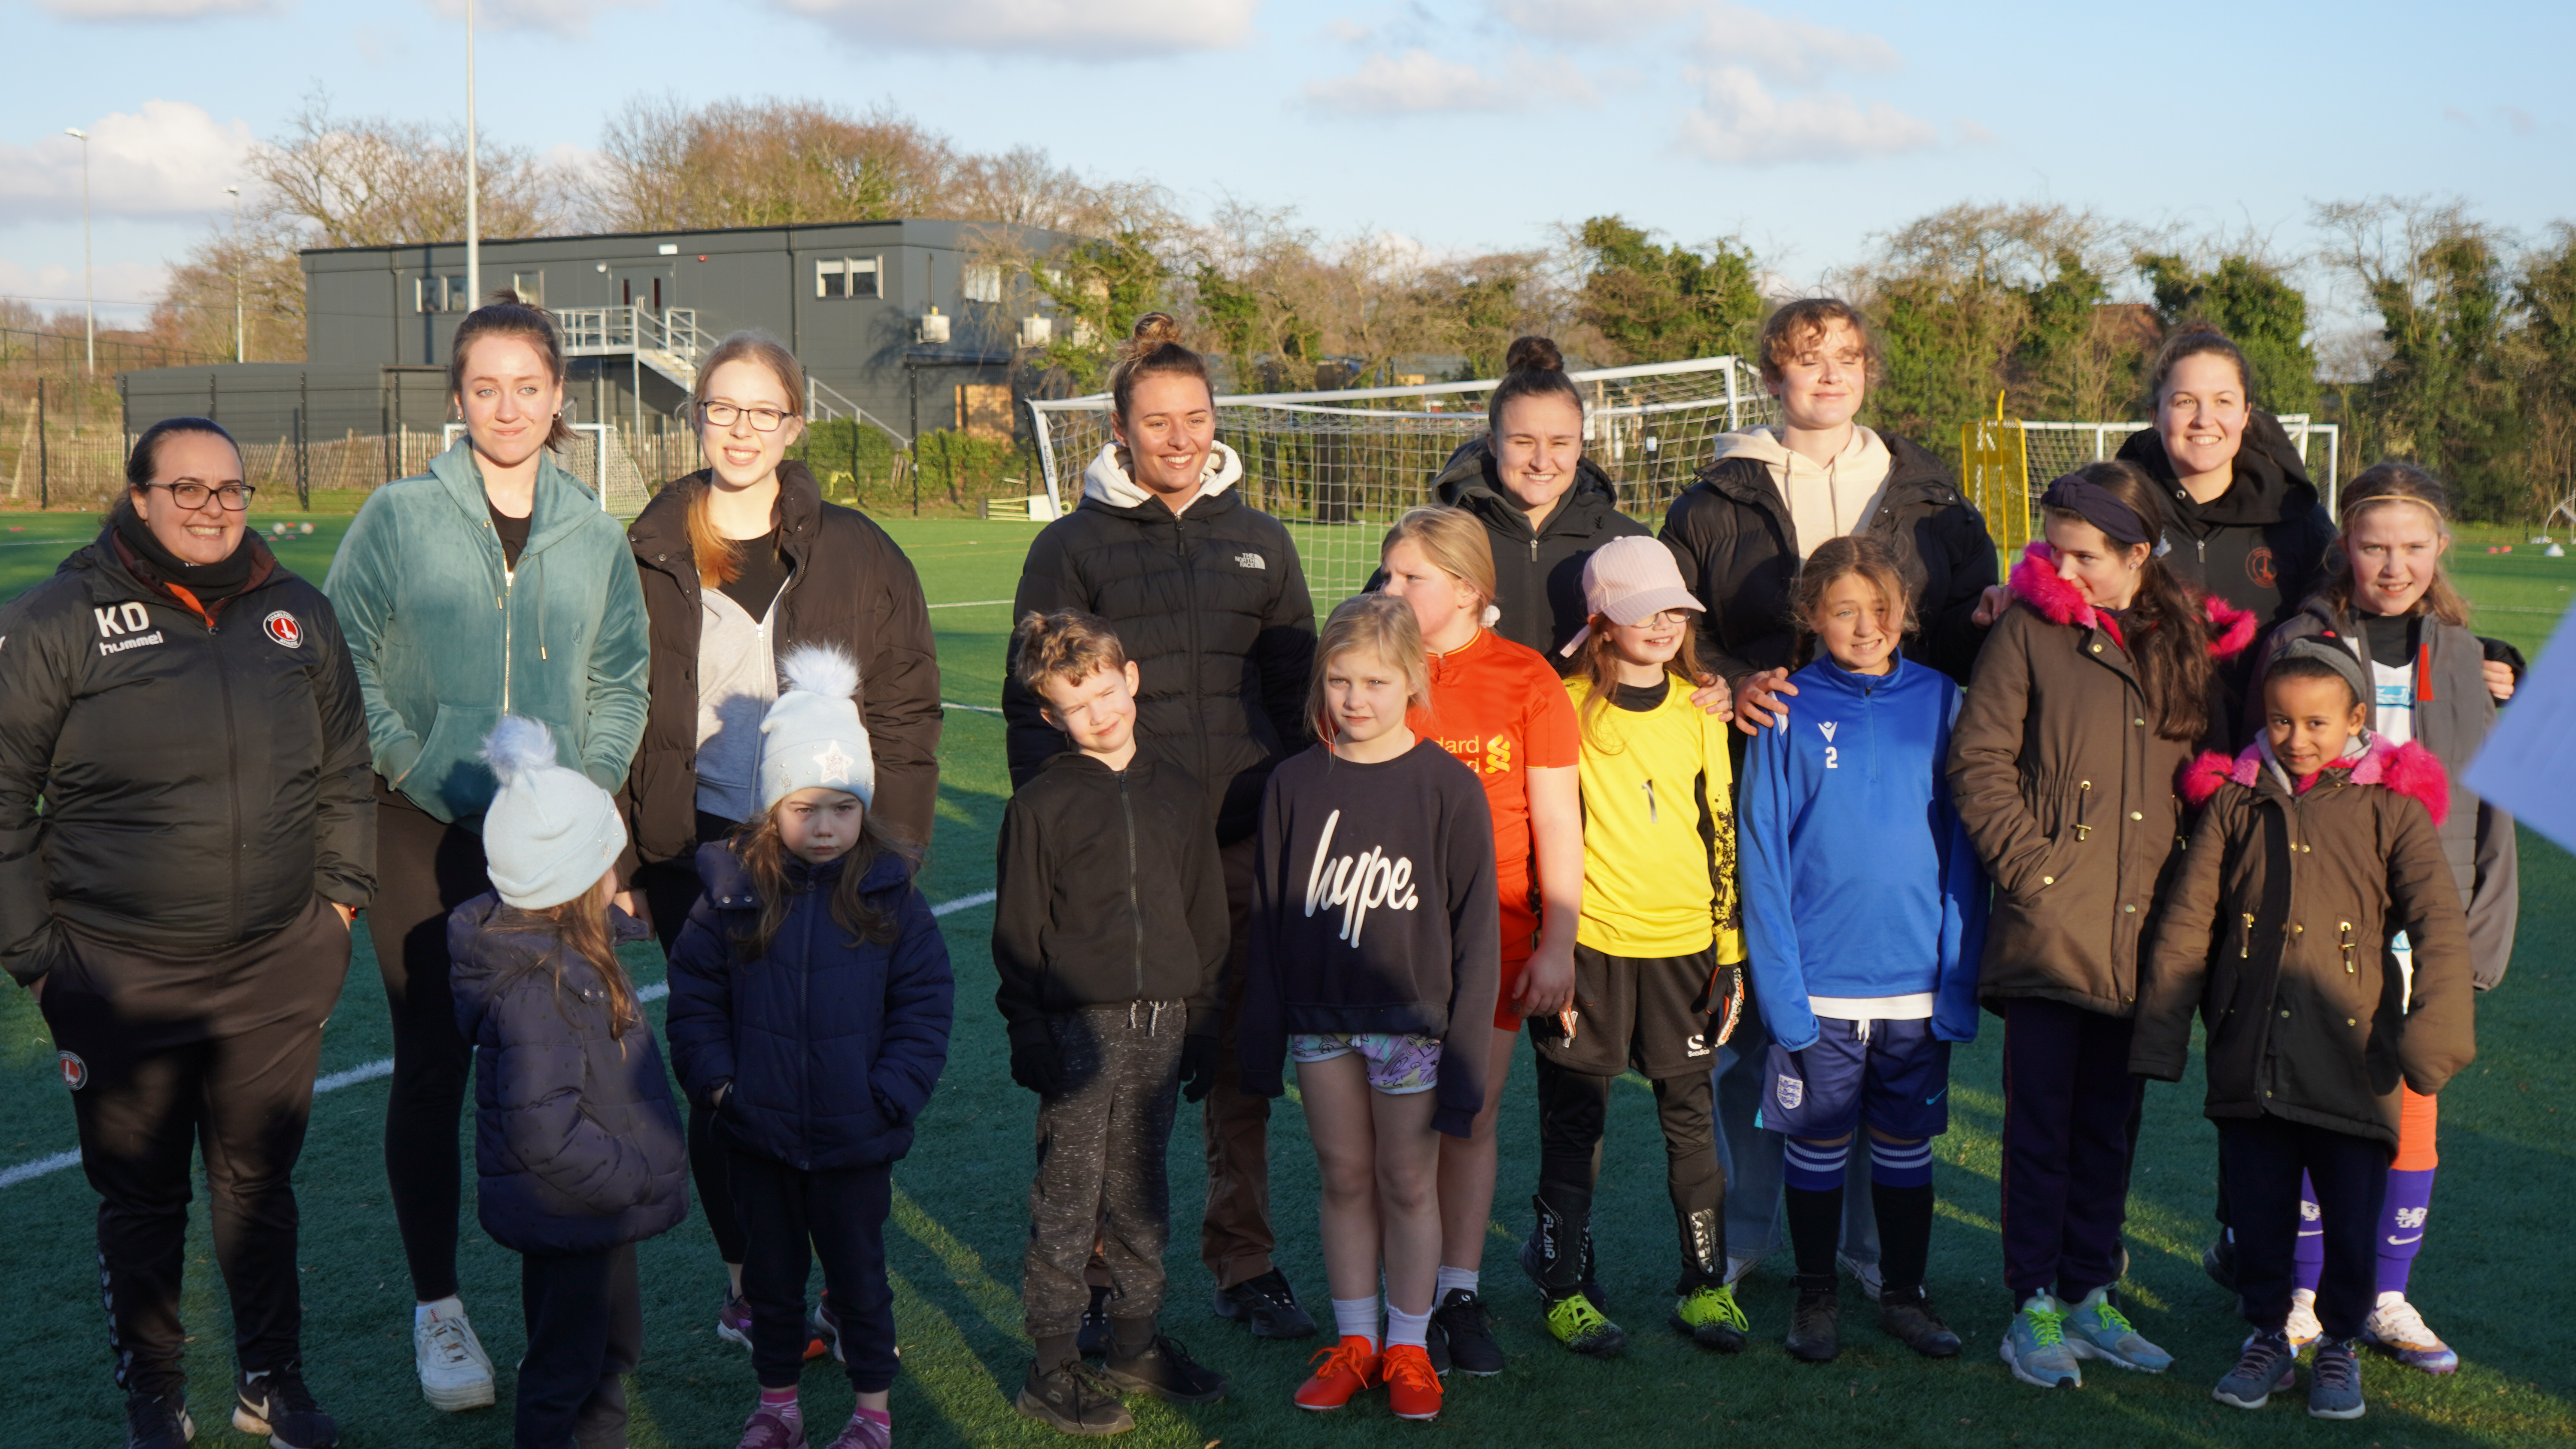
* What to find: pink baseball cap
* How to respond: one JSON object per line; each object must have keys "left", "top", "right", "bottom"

{"left": 1559, "top": 536, "right": 1705, "bottom": 655}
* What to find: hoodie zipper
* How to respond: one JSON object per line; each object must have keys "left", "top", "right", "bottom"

{"left": 500, "top": 559, "right": 516, "bottom": 712}
{"left": 1121, "top": 770, "right": 1144, "bottom": 998}
{"left": 212, "top": 606, "right": 244, "bottom": 940}
{"left": 1174, "top": 513, "right": 1209, "bottom": 785}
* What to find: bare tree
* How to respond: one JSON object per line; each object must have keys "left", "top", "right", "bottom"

{"left": 254, "top": 94, "right": 568, "bottom": 249}
{"left": 589, "top": 95, "right": 951, "bottom": 232}
{"left": 149, "top": 221, "right": 307, "bottom": 362}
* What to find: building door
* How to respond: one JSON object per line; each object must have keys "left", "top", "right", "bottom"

{"left": 611, "top": 264, "right": 673, "bottom": 315}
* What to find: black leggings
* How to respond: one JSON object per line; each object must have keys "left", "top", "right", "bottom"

{"left": 635, "top": 813, "right": 751, "bottom": 1266}
{"left": 368, "top": 780, "right": 493, "bottom": 1304}
{"left": 1533, "top": 1052, "right": 1727, "bottom": 1293}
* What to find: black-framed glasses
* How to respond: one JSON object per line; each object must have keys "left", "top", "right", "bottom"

{"left": 699, "top": 401, "right": 792, "bottom": 433}
{"left": 141, "top": 481, "right": 256, "bottom": 511}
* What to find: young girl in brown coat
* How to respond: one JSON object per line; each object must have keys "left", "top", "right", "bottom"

{"left": 1948, "top": 461, "right": 2254, "bottom": 1391}
{"left": 2135, "top": 641, "right": 2474, "bottom": 1421}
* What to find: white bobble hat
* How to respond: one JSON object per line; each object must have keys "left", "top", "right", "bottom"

{"left": 480, "top": 716, "right": 628, "bottom": 909}
{"left": 760, "top": 644, "right": 875, "bottom": 813}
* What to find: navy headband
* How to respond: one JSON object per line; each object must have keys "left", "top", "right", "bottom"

{"left": 2039, "top": 474, "right": 2155, "bottom": 548}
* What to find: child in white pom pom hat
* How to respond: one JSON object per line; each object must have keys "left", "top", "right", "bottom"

{"left": 664, "top": 645, "right": 955, "bottom": 1449}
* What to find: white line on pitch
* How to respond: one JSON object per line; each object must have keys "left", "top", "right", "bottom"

{"left": 0, "top": 887, "right": 1000, "bottom": 1190}
{"left": 925, "top": 599, "right": 1013, "bottom": 609}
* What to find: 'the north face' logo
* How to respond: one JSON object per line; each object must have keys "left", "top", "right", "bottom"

{"left": 263, "top": 611, "right": 304, "bottom": 649}
{"left": 58, "top": 1050, "right": 87, "bottom": 1091}
{"left": 1235, "top": 552, "right": 1265, "bottom": 570}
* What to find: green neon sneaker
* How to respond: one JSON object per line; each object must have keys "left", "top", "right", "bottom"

{"left": 1669, "top": 1284, "right": 1749, "bottom": 1353}
{"left": 1543, "top": 1291, "right": 1628, "bottom": 1358}
{"left": 2063, "top": 1286, "right": 2172, "bottom": 1373}
{"left": 2000, "top": 1292, "right": 2081, "bottom": 1389}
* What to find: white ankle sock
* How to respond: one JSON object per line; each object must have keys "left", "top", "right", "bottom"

{"left": 1331, "top": 1296, "right": 1382, "bottom": 1351}
{"left": 415, "top": 1296, "right": 463, "bottom": 1327}
{"left": 1435, "top": 1266, "right": 1479, "bottom": 1300}
{"left": 1385, "top": 1301, "right": 1433, "bottom": 1349}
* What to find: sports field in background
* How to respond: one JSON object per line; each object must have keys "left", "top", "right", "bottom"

{"left": 2, "top": 510, "right": 2572, "bottom": 1447}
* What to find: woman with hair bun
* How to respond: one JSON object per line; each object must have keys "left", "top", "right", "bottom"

{"left": 1413, "top": 336, "right": 1649, "bottom": 669}
{"left": 323, "top": 295, "right": 652, "bottom": 1414}
{"left": 1002, "top": 312, "right": 1323, "bottom": 1342}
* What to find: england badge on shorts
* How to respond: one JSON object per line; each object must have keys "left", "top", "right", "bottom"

{"left": 262, "top": 611, "right": 303, "bottom": 649}
{"left": 58, "top": 1050, "right": 87, "bottom": 1091}
{"left": 1776, "top": 1073, "right": 1804, "bottom": 1110}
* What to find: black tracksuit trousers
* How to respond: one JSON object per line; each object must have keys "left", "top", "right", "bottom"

{"left": 515, "top": 1243, "right": 641, "bottom": 1449}
{"left": 2220, "top": 1116, "right": 2388, "bottom": 1343}
{"left": 1532, "top": 1054, "right": 1728, "bottom": 1294}
{"left": 634, "top": 809, "right": 753, "bottom": 1266}
{"left": 1022, "top": 1002, "right": 1187, "bottom": 1340}
{"left": 39, "top": 897, "right": 349, "bottom": 1399}
{"left": 731, "top": 1153, "right": 899, "bottom": 1394}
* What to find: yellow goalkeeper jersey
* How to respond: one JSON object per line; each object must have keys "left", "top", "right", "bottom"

{"left": 1564, "top": 673, "right": 1745, "bottom": 961}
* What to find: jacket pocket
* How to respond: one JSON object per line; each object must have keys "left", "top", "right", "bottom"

{"left": 402, "top": 703, "right": 505, "bottom": 818}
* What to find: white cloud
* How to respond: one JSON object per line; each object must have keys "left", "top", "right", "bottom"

{"left": 1484, "top": 0, "right": 1692, "bottom": 42}
{"left": 1305, "top": 48, "right": 1595, "bottom": 115}
{"left": 30, "top": 0, "right": 279, "bottom": 18}
{"left": 0, "top": 257, "right": 177, "bottom": 315}
{"left": 0, "top": 102, "right": 255, "bottom": 224}
{"left": 1676, "top": 65, "right": 1937, "bottom": 164}
{"left": 765, "top": 0, "right": 1257, "bottom": 58}
{"left": 2500, "top": 105, "right": 2537, "bottom": 135}
{"left": 417, "top": 0, "right": 656, "bottom": 39}
{"left": 1689, "top": 2, "right": 1898, "bottom": 84}
{"left": 1955, "top": 116, "right": 1997, "bottom": 146}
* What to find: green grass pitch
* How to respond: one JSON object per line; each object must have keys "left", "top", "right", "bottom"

{"left": 2, "top": 510, "right": 2571, "bottom": 1446}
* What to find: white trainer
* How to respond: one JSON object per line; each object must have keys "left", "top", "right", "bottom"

{"left": 2284, "top": 1288, "right": 2322, "bottom": 1352}
{"left": 415, "top": 1298, "right": 497, "bottom": 1411}
{"left": 1724, "top": 1252, "right": 1765, "bottom": 1288}
{"left": 1837, "top": 1251, "right": 1885, "bottom": 1304}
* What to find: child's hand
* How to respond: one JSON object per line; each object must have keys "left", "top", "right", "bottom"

{"left": 1516, "top": 940, "right": 1577, "bottom": 1018}
{"left": 1011, "top": 1039, "right": 1066, "bottom": 1096}
{"left": 2483, "top": 657, "right": 2516, "bottom": 701}
{"left": 1970, "top": 584, "right": 2013, "bottom": 627}
{"left": 1734, "top": 668, "right": 1797, "bottom": 734}
{"left": 1179, "top": 1036, "right": 1219, "bottom": 1103}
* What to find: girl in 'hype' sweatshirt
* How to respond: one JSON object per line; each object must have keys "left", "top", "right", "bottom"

{"left": 1240, "top": 593, "right": 1499, "bottom": 1423}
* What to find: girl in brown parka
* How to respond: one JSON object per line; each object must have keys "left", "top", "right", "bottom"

{"left": 1947, "top": 462, "right": 2254, "bottom": 1389}
{"left": 2132, "top": 640, "right": 2473, "bottom": 1419}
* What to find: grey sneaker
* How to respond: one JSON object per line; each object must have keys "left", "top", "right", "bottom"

{"left": 2213, "top": 1330, "right": 2299, "bottom": 1410}
{"left": 1999, "top": 1292, "right": 2081, "bottom": 1389}
{"left": 2063, "top": 1286, "right": 2172, "bottom": 1372}
{"left": 1836, "top": 1252, "right": 1884, "bottom": 1304}
{"left": 2308, "top": 1338, "right": 2366, "bottom": 1420}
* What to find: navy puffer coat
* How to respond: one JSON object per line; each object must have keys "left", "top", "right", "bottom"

{"left": 664, "top": 843, "right": 954, "bottom": 1171}
{"left": 449, "top": 897, "right": 688, "bottom": 1256}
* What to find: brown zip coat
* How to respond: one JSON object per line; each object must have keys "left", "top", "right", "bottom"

{"left": 2131, "top": 739, "right": 2475, "bottom": 1149}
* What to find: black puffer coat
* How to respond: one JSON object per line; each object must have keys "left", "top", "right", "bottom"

{"left": 1003, "top": 453, "right": 1316, "bottom": 846}
{"left": 1659, "top": 431, "right": 1998, "bottom": 686}
{"left": 1417, "top": 437, "right": 1649, "bottom": 669}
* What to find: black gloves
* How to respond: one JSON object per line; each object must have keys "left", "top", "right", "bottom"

{"left": 1011, "top": 1039, "right": 1066, "bottom": 1096}
{"left": 1180, "top": 1035, "right": 1220, "bottom": 1104}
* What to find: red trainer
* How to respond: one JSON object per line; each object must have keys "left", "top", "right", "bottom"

{"left": 1293, "top": 1336, "right": 1381, "bottom": 1411}
{"left": 1382, "top": 1343, "right": 1443, "bottom": 1421}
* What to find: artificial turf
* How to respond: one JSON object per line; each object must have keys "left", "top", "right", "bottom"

{"left": 0, "top": 512, "right": 2570, "bottom": 1446}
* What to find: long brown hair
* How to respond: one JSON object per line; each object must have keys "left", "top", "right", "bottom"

{"left": 492, "top": 873, "right": 642, "bottom": 1040}
{"left": 731, "top": 806, "right": 921, "bottom": 960}
{"left": 1571, "top": 612, "right": 1713, "bottom": 747}
{"left": 688, "top": 331, "right": 808, "bottom": 588}
{"left": 1108, "top": 312, "right": 1214, "bottom": 428}
{"left": 2320, "top": 461, "right": 2470, "bottom": 628}
{"left": 450, "top": 292, "right": 575, "bottom": 450}
{"left": 2041, "top": 461, "right": 2215, "bottom": 741}
{"left": 1789, "top": 534, "right": 1914, "bottom": 667}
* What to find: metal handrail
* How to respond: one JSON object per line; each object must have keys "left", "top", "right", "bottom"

{"left": 806, "top": 376, "right": 910, "bottom": 449}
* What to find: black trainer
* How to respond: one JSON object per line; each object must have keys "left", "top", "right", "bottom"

{"left": 1431, "top": 1288, "right": 1505, "bottom": 1376}
{"left": 1016, "top": 1358, "right": 1136, "bottom": 1437}
{"left": 1076, "top": 1285, "right": 1113, "bottom": 1358}
{"left": 124, "top": 1392, "right": 193, "bottom": 1449}
{"left": 2202, "top": 1235, "right": 2237, "bottom": 1292}
{"left": 1785, "top": 1280, "right": 1840, "bottom": 1363}
{"left": 1877, "top": 1287, "right": 1962, "bottom": 1358}
{"left": 1102, "top": 1332, "right": 1229, "bottom": 1404}
{"left": 1211, "top": 1268, "right": 1317, "bottom": 1339}
{"left": 234, "top": 1366, "right": 340, "bottom": 1449}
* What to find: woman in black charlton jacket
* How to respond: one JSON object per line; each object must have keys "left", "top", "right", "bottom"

{"left": 0, "top": 418, "right": 372, "bottom": 1449}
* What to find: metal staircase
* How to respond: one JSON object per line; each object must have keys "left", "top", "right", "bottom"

{"left": 554, "top": 306, "right": 710, "bottom": 391}
{"left": 806, "top": 376, "right": 911, "bottom": 448}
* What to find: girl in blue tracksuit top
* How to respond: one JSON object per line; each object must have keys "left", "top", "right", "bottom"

{"left": 665, "top": 647, "right": 954, "bottom": 1449}
{"left": 1738, "top": 536, "right": 1987, "bottom": 1365}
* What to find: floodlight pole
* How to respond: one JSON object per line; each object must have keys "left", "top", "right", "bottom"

{"left": 464, "top": 0, "right": 480, "bottom": 312}
{"left": 64, "top": 127, "right": 91, "bottom": 376}
{"left": 225, "top": 185, "right": 243, "bottom": 362}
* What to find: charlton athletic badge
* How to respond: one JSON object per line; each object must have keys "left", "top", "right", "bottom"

{"left": 58, "top": 1050, "right": 87, "bottom": 1091}
{"left": 263, "top": 611, "right": 304, "bottom": 649}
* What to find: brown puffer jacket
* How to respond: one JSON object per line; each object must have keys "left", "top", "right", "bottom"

{"left": 2132, "top": 736, "right": 2475, "bottom": 1149}
{"left": 1948, "top": 542, "right": 2257, "bottom": 1016}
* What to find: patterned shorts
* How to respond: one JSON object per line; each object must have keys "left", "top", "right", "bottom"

{"left": 1288, "top": 1031, "right": 1442, "bottom": 1095}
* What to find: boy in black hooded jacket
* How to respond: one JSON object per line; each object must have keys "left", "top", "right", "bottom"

{"left": 995, "top": 610, "right": 1234, "bottom": 1434}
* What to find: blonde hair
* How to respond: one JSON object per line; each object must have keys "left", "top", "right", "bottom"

{"left": 1307, "top": 593, "right": 1430, "bottom": 740}
{"left": 1107, "top": 312, "right": 1213, "bottom": 427}
{"left": 687, "top": 331, "right": 807, "bottom": 588}
{"left": 1379, "top": 506, "right": 1497, "bottom": 611}
{"left": 1012, "top": 609, "right": 1130, "bottom": 696}
{"left": 1790, "top": 534, "right": 1914, "bottom": 666}
{"left": 2323, "top": 461, "right": 2470, "bottom": 627}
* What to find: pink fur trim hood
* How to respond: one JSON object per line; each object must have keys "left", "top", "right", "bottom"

{"left": 2007, "top": 540, "right": 2257, "bottom": 658}
{"left": 2177, "top": 734, "right": 2451, "bottom": 825}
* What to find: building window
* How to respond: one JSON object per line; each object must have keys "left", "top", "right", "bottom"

{"left": 816, "top": 257, "right": 881, "bottom": 299}
{"left": 963, "top": 263, "right": 1002, "bottom": 304}
{"left": 416, "top": 276, "right": 472, "bottom": 313}
{"left": 510, "top": 271, "right": 544, "bottom": 306}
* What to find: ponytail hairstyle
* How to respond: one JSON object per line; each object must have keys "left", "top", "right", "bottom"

{"left": 687, "top": 330, "right": 808, "bottom": 588}
{"left": 1571, "top": 610, "right": 1713, "bottom": 747}
{"left": 730, "top": 807, "right": 920, "bottom": 961}
{"left": 1379, "top": 505, "right": 1498, "bottom": 615}
{"left": 492, "top": 872, "right": 642, "bottom": 1042}
{"left": 1789, "top": 534, "right": 1914, "bottom": 667}
{"left": 2040, "top": 461, "right": 2215, "bottom": 741}
{"left": 2321, "top": 461, "right": 2470, "bottom": 628}
{"left": 1485, "top": 334, "right": 1585, "bottom": 436}
{"left": 1307, "top": 592, "right": 1431, "bottom": 742}
{"left": 1107, "top": 312, "right": 1214, "bottom": 429}
{"left": 2148, "top": 323, "right": 2252, "bottom": 405}
{"left": 1757, "top": 297, "right": 1884, "bottom": 390}
{"left": 449, "top": 291, "right": 575, "bottom": 450}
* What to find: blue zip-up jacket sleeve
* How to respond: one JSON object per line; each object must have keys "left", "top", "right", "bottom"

{"left": 1933, "top": 685, "right": 1987, "bottom": 1043}
{"left": 870, "top": 884, "right": 954, "bottom": 1128}
{"left": 662, "top": 886, "right": 738, "bottom": 1111}
{"left": 1739, "top": 713, "right": 1820, "bottom": 1051}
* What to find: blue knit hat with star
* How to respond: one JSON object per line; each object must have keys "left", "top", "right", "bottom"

{"left": 759, "top": 644, "right": 875, "bottom": 813}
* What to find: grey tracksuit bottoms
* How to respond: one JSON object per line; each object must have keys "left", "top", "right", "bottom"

{"left": 1022, "top": 1001, "right": 1188, "bottom": 1338}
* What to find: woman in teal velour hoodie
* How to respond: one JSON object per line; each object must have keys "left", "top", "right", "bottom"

{"left": 321, "top": 295, "right": 650, "bottom": 1413}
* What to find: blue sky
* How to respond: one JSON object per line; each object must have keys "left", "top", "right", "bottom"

{"left": 0, "top": 0, "right": 2567, "bottom": 335}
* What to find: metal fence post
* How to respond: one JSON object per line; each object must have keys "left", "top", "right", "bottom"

{"left": 297, "top": 372, "right": 311, "bottom": 510}
{"left": 36, "top": 377, "right": 48, "bottom": 509}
